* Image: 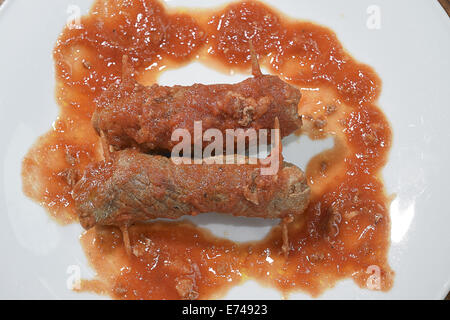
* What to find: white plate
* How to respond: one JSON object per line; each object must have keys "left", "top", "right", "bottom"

{"left": 0, "top": 0, "right": 449, "bottom": 299}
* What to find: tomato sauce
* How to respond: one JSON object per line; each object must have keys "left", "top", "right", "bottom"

{"left": 22, "top": 0, "right": 393, "bottom": 299}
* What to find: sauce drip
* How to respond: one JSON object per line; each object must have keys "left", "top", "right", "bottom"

{"left": 22, "top": 0, "right": 393, "bottom": 299}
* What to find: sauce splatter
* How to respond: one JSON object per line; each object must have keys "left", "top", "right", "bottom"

{"left": 22, "top": 0, "right": 393, "bottom": 299}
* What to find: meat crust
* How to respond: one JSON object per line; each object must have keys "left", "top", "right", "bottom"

{"left": 92, "top": 58, "right": 302, "bottom": 153}
{"left": 73, "top": 150, "right": 310, "bottom": 229}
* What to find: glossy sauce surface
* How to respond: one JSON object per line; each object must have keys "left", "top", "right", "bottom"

{"left": 22, "top": 0, "right": 393, "bottom": 299}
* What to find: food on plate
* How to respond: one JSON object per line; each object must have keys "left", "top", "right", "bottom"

{"left": 92, "top": 55, "right": 302, "bottom": 153}
{"left": 22, "top": 0, "right": 394, "bottom": 299}
{"left": 73, "top": 149, "right": 310, "bottom": 230}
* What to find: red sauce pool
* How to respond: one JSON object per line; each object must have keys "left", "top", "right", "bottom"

{"left": 22, "top": 0, "right": 393, "bottom": 299}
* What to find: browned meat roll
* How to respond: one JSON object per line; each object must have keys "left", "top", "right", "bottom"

{"left": 92, "top": 56, "right": 302, "bottom": 153}
{"left": 73, "top": 149, "right": 310, "bottom": 230}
